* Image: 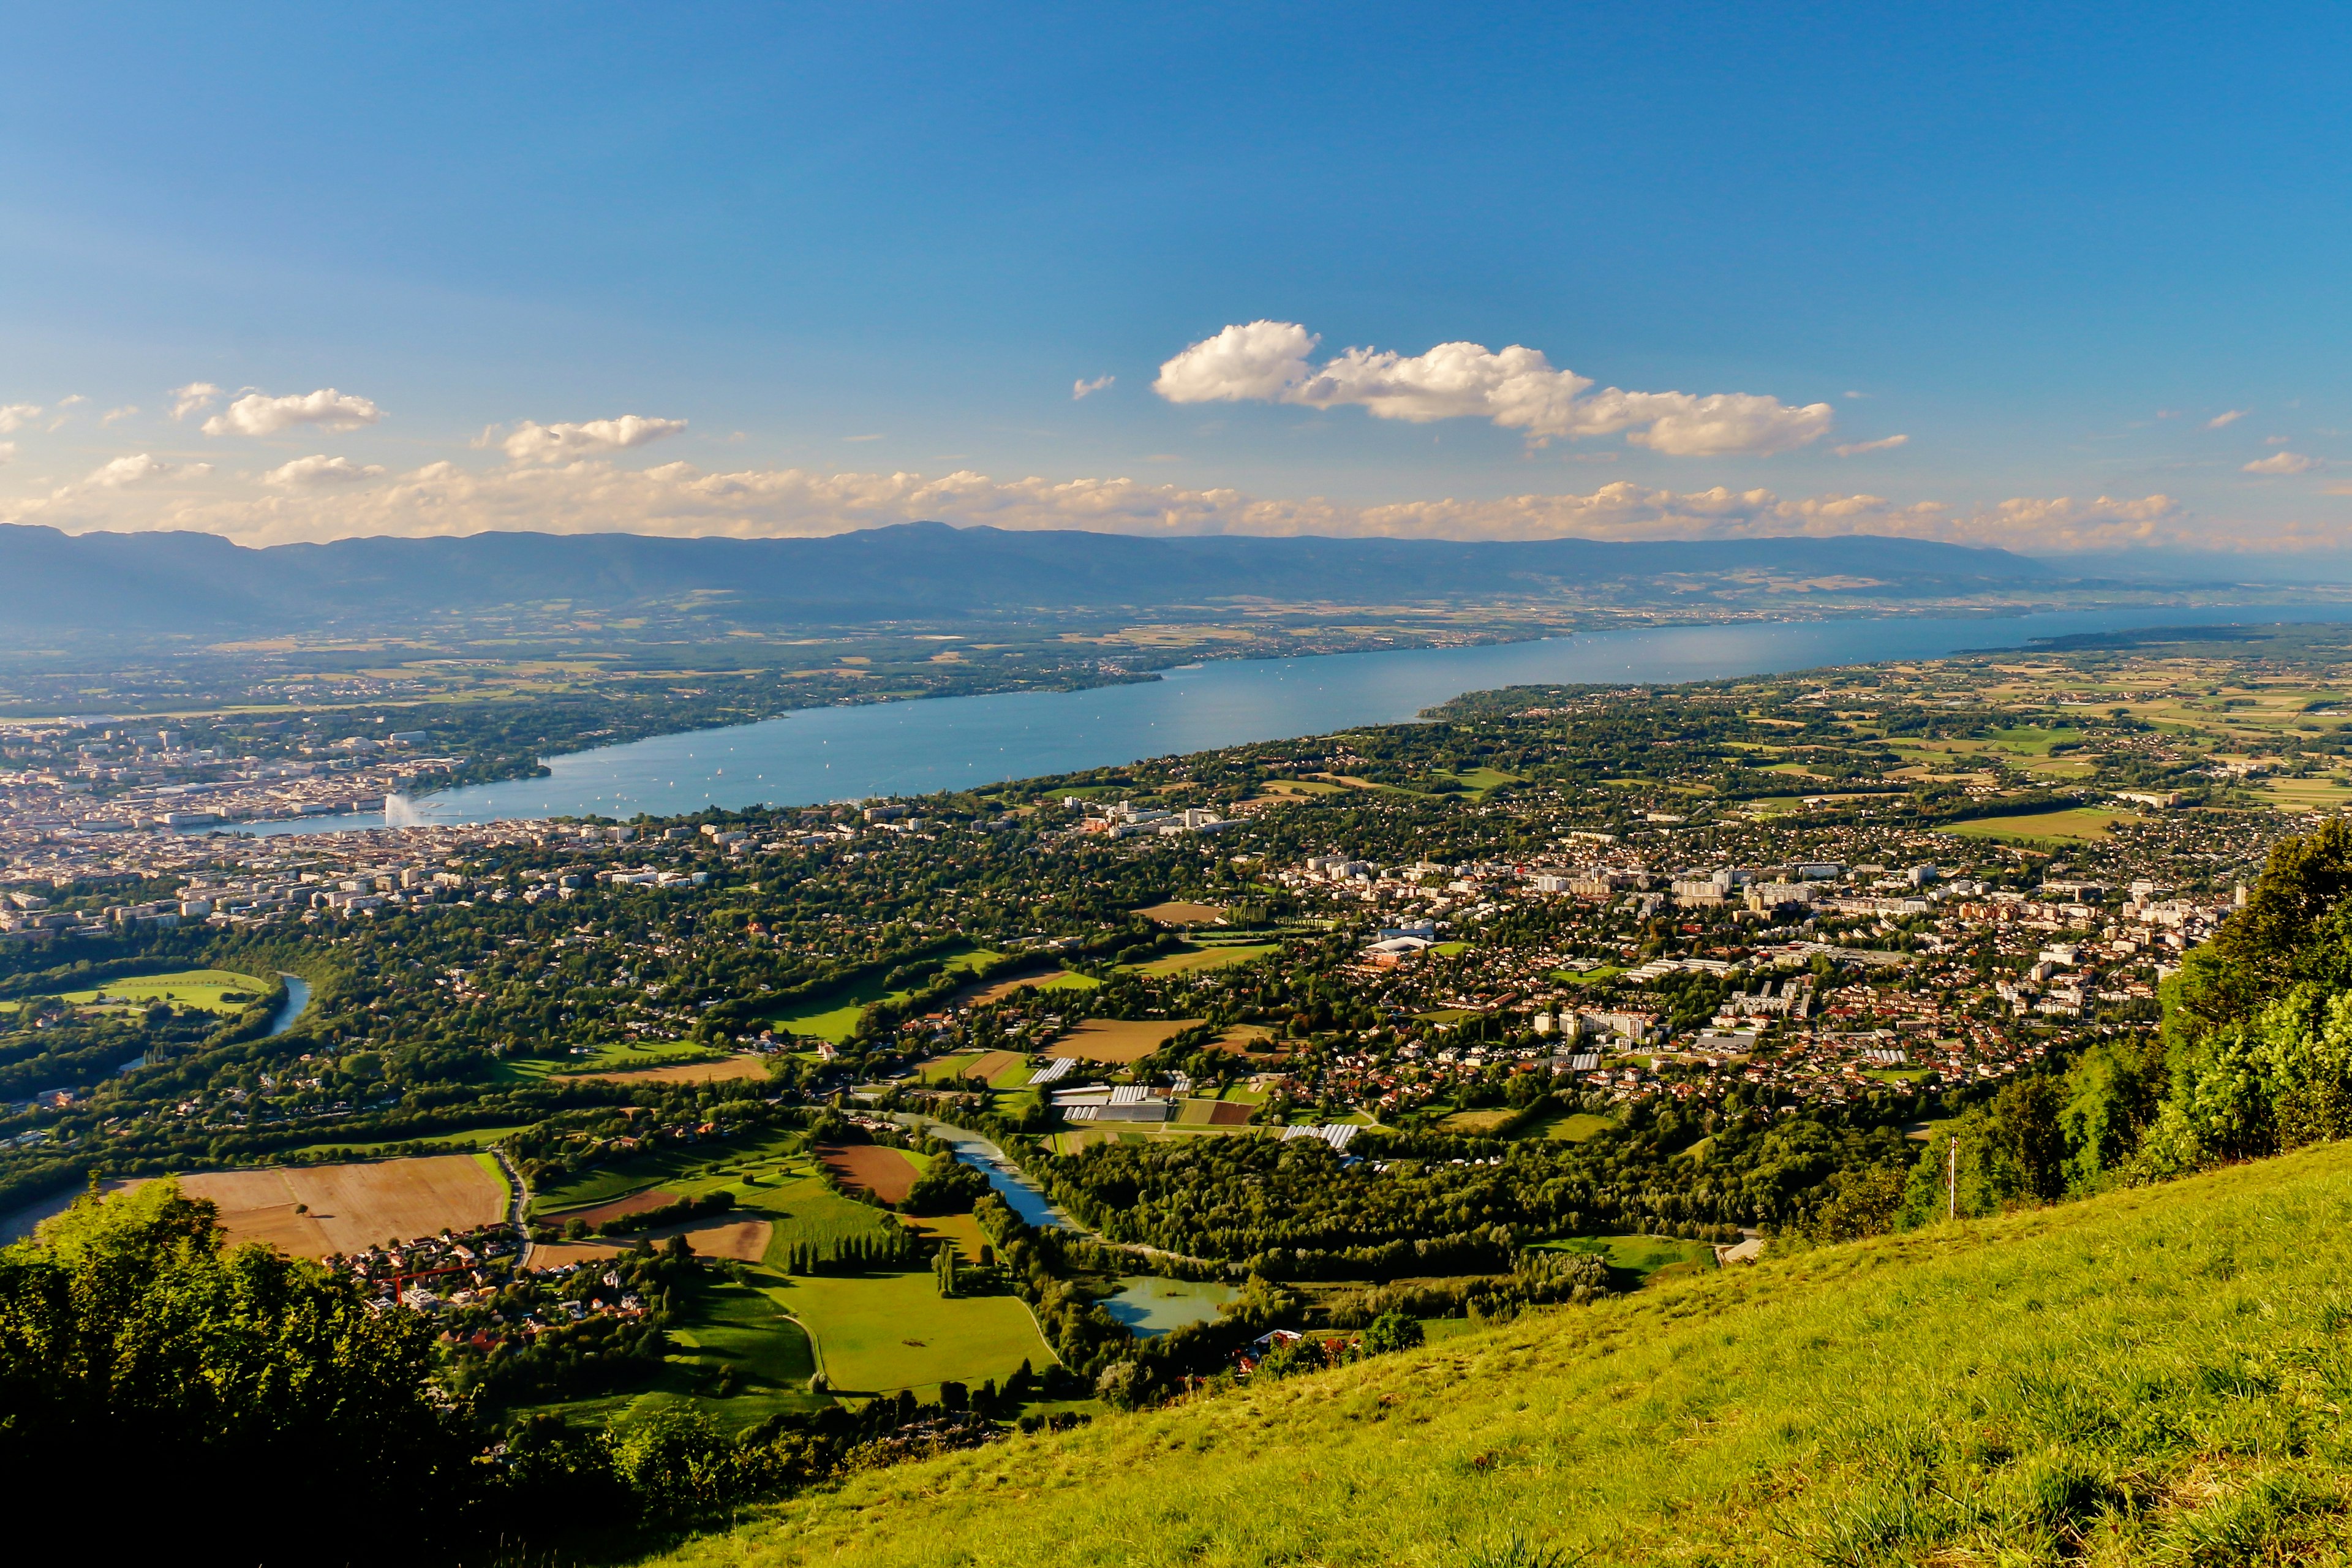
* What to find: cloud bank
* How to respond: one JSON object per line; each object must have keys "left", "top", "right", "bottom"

{"left": 1153, "top": 320, "right": 1836, "bottom": 456}
{"left": 3, "top": 448, "right": 2194, "bottom": 556}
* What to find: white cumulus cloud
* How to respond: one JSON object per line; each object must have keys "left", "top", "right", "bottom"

{"left": 1072, "top": 375, "right": 1115, "bottom": 400}
{"left": 262, "top": 454, "right": 389, "bottom": 489}
{"left": 0, "top": 404, "right": 42, "bottom": 434}
{"left": 78, "top": 453, "right": 213, "bottom": 489}
{"left": 202, "top": 387, "right": 383, "bottom": 437}
{"left": 0, "top": 442, "right": 13, "bottom": 466}
{"left": 500, "top": 415, "right": 686, "bottom": 463}
{"left": 102, "top": 405, "right": 139, "bottom": 425}
{"left": 1153, "top": 320, "right": 1834, "bottom": 456}
{"left": 2207, "top": 409, "right": 2248, "bottom": 429}
{"left": 170, "top": 382, "right": 222, "bottom": 421}
{"left": 2244, "top": 451, "right": 2316, "bottom": 475}
{"left": 1833, "top": 434, "right": 1910, "bottom": 457}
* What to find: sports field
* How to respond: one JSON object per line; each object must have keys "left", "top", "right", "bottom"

{"left": 1046, "top": 1017, "right": 1205, "bottom": 1064}
{"left": 170, "top": 1153, "right": 508, "bottom": 1257}
{"left": 772, "top": 1270, "right": 1055, "bottom": 1396}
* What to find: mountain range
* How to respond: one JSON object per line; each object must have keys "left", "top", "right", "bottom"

{"left": 0, "top": 521, "right": 2072, "bottom": 641}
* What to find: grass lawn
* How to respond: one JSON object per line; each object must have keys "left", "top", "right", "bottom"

{"left": 1436, "top": 1108, "right": 1519, "bottom": 1135}
{"left": 47, "top": 968, "right": 270, "bottom": 1015}
{"left": 1551, "top": 965, "right": 1623, "bottom": 986}
{"left": 1983, "top": 723, "right": 2086, "bottom": 755}
{"left": 532, "top": 1129, "right": 807, "bottom": 1215}
{"left": 1530, "top": 1110, "right": 1617, "bottom": 1142}
{"left": 281, "top": 1123, "right": 535, "bottom": 1158}
{"left": 736, "top": 1169, "right": 907, "bottom": 1264}
{"left": 769, "top": 1270, "right": 1057, "bottom": 1397}
{"left": 1939, "top": 807, "right": 2139, "bottom": 846}
{"left": 497, "top": 1038, "right": 720, "bottom": 1084}
{"left": 519, "top": 1275, "right": 821, "bottom": 1434}
{"left": 1536, "top": 1232, "right": 1719, "bottom": 1284}
{"left": 1120, "top": 943, "right": 1277, "bottom": 978}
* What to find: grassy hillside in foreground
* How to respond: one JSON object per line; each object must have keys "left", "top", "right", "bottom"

{"left": 657, "top": 1142, "right": 2352, "bottom": 1567}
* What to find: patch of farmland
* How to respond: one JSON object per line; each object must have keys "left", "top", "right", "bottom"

{"left": 962, "top": 969, "right": 1101, "bottom": 1007}
{"left": 1133, "top": 900, "right": 1226, "bottom": 926}
{"left": 734, "top": 1172, "right": 904, "bottom": 1267}
{"left": 572, "top": 1054, "right": 772, "bottom": 1085}
{"left": 549, "top": 1188, "right": 683, "bottom": 1227}
{"left": 529, "top": 1128, "right": 805, "bottom": 1215}
{"left": 533, "top": 1216, "right": 774, "bottom": 1267}
{"left": 170, "top": 1154, "right": 507, "bottom": 1259}
{"left": 1046, "top": 1017, "right": 1205, "bottom": 1065}
{"left": 818, "top": 1143, "right": 924, "bottom": 1204}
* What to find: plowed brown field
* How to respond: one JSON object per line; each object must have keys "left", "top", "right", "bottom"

{"left": 819, "top": 1143, "right": 921, "bottom": 1203}
{"left": 1046, "top": 1017, "right": 1205, "bottom": 1065}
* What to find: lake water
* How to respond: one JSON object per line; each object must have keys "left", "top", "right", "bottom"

{"left": 218, "top": 603, "right": 2352, "bottom": 835}
{"left": 1101, "top": 1275, "right": 1238, "bottom": 1337}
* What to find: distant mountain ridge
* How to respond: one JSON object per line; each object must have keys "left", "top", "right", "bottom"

{"left": 0, "top": 520, "right": 2057, "bottom": 636}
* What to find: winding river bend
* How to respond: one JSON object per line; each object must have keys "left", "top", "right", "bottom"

{"left": 223, "top": 603, "right": 2352, "bottom": 836}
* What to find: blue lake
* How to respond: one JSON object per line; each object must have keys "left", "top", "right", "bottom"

{"left": 224, "top": 603, "right": 2352, "bottom": 835}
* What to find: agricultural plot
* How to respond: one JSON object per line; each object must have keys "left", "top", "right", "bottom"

{"left": 771, "top": 1270, "right": 1056, "bottom": 1396}
{"left": 572, "top": 1054, "right": 773, "bottom": 1085}
{"left": 534, "top": 1216, "right": 774, "bottom": 1267}
{"left": 1531, "top": 1110, "right": 1617, "bottom": 1142}
{"left": 529, "top": 1276, "right": 820, "bottom": 1433}
{"left": 918, "top": 1050, "right": 1027, "bottom": 1087}
{"left": 1047, "top": 1017, "right": 1205, "bottom": 1065}
{"left": 733, "top": 1170, "right": 905, "bottom": 1267}
{"left": 1133, "top": 900, "right": 1226, "bottom": 926}
{"left": 818, "top": 1144, "right": 926, "bottom": 1204}
{"left": 1122, "top": 944, "right": 1276, "bottom": 978}
{"left": 171, "top": 1153, "right": 508, "bottom": 1258}
{"left": 961, "top": 970, "right": 1100, "bottom": 1007}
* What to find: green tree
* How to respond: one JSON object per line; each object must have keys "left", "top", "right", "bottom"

{"left": 0, "top": 1181, "right": 481, "bottom": 1564}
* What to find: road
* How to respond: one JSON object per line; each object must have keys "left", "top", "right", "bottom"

{"left": 491, "top": 1144, "right": 534, "bottom": 1270}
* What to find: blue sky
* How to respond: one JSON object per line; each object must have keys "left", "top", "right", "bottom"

{"left": 2, "top": 3, "right": 2347, "bottom": 554}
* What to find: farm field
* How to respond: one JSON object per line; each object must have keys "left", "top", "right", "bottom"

{"left": 1939, "top": 807, "right": 2139, "bottom": 845}
{"left": 917, "top": 1050, "right": 1027, "bottom": 1087}
{"left": 1177, "top": 1098, "right": 1253, "bottom": 1127}
{"left": 817, "top": 1144, "right": 925, "bottom": 1204}
{"left": 535, "top": 1215, "right": 774, "bottom": 1267}
{"left": 42, "top": 967, "right": 271, "bottom": 1016}
{"left": 1046, "top": 1017, "right": 1205, "bottom": 1065}
{"left": 771, "top": 1270, "right": 1055, "bottom": 1397}
{"left": 960, "top": 969, "right": 1099, "bottom": 1007}
{"left": 169, "top": 1153, "right": 508, "bottom": 1257}
{"left": 573, "top": 1054, "right": 773, "bottom": 1085}
{"left": 1132, "top": 900, "right": 1226, "bottom": 925}
{"left": 1121, "top": 943, "right": 1276, "bottom": 978}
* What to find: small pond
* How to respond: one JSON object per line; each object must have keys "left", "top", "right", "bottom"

{"left": 1101, "top": 1275, "right": 1238, "bottom": 1336}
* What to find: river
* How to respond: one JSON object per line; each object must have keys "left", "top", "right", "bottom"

{"left": 212, "top": 603, "right": 2352, "bottom": 836}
